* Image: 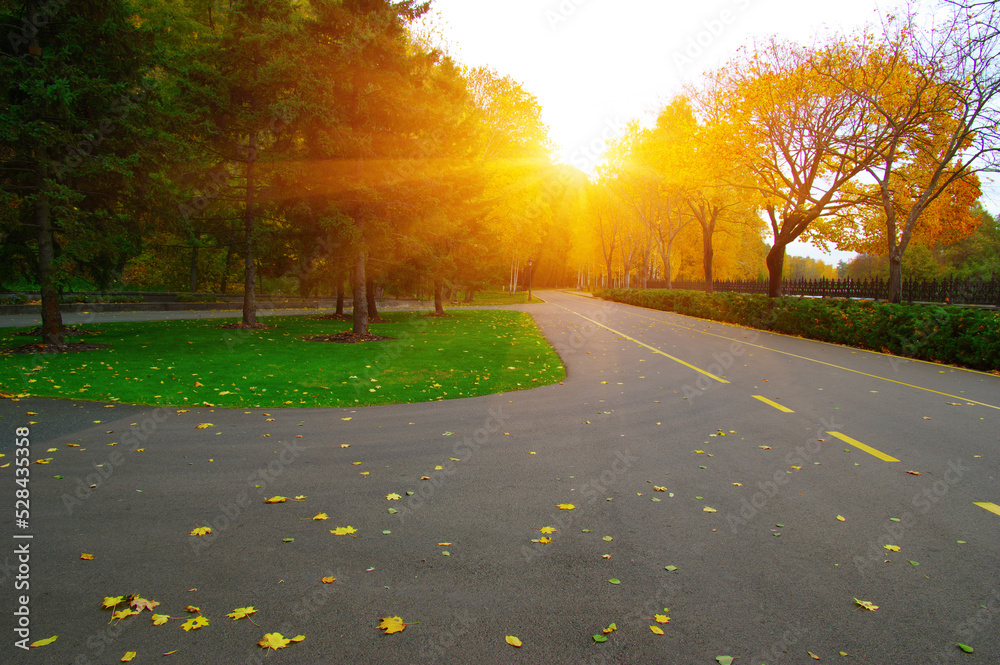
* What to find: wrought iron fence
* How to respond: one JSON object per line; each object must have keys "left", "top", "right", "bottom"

{"left": 644, "top": 276, "right": 1000, "bottom": 306}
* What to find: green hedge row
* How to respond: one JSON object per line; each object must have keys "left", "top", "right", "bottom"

{"left": 600, "top": 288, "right": 1000, "bottom": 371}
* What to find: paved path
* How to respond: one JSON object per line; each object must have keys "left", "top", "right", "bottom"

{"left": 1, "top": 291, "right": 997, "bottom": 663}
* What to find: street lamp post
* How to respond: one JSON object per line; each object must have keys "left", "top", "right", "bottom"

{"left": 527, "top": 258, "right": 533, "bottom": 302}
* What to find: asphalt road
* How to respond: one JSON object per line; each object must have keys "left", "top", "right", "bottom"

{"left": 1, "top": 290, "right": 997, "bottom": 664}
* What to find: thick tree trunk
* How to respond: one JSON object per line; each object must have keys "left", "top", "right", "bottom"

{"left": 351, "top": 250, "right": 368, "bottom": 336}
{"left": 703, "top": 229, "right": 714, "bottom": 294}
{"left": 888, "top": 250, "right": 903, "bottom": 303}
{"left": 434, "top": 278, "right": 445, "bottom": 315}
{"left": 189, "top": 245, "right": 198, "bottom": 294}
{"left": 35, "top": 179, "right": 63, "bottom": 346}
{"left": 241, "top": 134, "right": 257, "bottom": 326}
{"left": 765, "top": 243, "right": 786, "bottom": 298}
{"left": 335, "top": 277, "right": 345, "bottom": 315}
{"left": 366, "top": 276, "right": 379, "bottom": 320}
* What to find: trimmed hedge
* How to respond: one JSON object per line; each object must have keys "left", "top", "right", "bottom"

{"left": 600, "top": 288, "right": 1000, "bottom": 371}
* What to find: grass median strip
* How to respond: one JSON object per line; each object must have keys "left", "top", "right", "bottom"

{"left": 0, "top": 310, "right": 565, "bottom": 408}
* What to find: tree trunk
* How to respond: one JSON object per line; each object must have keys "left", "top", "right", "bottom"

{"left": 463, "top": 287, "right": 475, "bottom": 303}
{"left": 887, "top": 249, "right": 903, "bottom": 303}
{"left": 765, "top": 243, "right": 786, "bottom": 297}
{"left": 351, "top": 250, "right": 368, "bottom": 336}
{"left": 241, "top": 134, "right": 257, "bottom": 326}
{"left": 434, "top": 278, "right": 445, "bottom": 315}
{"left": 366, "top": 276, "right": 379, "bottom": 320}
{"left": 35, "top": 177, "right": 63, "bottom": 346}
{"left": 703, "top": 233, "right": 714, "bottom": 294}
{"left": 189, "top": 245, "right": 199, "bottom": 294}
{"left": 335, "top": 276, "right": 345, "bottom": 316}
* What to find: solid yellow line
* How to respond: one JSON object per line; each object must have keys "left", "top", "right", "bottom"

{"left": 623, "top": 310, "right": 1000, "bottom": 410}
{"left": 568, "top": 311, "right": 729, "bottom": 383}
{"left": 974, "top": 502, "right": 1000, "bottom": 517}
{"left": 827, "top": 431, "right": 900, "bottom": 462}
{"left": 753, "top": 395, "right": 795, "bottom": 413}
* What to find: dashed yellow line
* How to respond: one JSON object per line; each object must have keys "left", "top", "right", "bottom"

{"left": 827, "top": 431, "right": 900, "bottom": 463}
{"left": 753, "top": 395, "right": 795, "bottom": 413}
{"left": 562, "top": 309, "right": 728, "bottom": 384}
{"left": 974, "top": 502, "right": 1000, "bottom": 517}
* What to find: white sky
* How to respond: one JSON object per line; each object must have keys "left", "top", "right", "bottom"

{"left": 425, "top": 0, "right": 995, "bottom": 265}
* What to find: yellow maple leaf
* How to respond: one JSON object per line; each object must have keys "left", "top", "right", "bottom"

{"left": 29, "top": 635, "right": 57, "bottom": 647}
{"left": 653, "top": 486, "right": 667, "bottom": 492}
{"left": 854, "top": 598, "right": 879, "bottom": 611}
{"left": 227, "top": 607, "right": 258, "bottom": 621}
{"left": 650, "top": 625, "right": 665, "bottom": 635}
{"left": 321, "top": 577, "right": 336, "bottom": 584}
{"left": 539, "top": 526, "right": 556, "bottom": 534}
{"left": 189, "top": 526, "right": 212, "bottom": 536}
{"left": 129, "top": 596, "right": 160, "bottom": 613}
{"left": 790, "top": 465, "right": 803, "bottom": 470}
{"left": 111, "top": 608, "right": 137, "bottom": 621}
{"left": 195, "top": 423, "right": 213, "bottom": 429}
{"left": 311, "top": 513, "right": 329, "bottom": 520}
{"left": 185, "top": 606, "right": 200, "bottom": 613}
{"left": 80, "top": 553, "right": 94, "bottom": 560}
{"left": 386, "top": 493, "right": 401, "bottom": 501}
{"left": 102, "top": 596, "right": 125, "bottom": 609}
{"left": 330, "top": 526, "right": 358, "bottom": 536}
{"left": 654, "top": 614, "right": 671, "bottom": 624}
{"left": 264, "top": 496, "right": 287, "bottom": 503}
{"left": 884, "top": 544, "right": 900, "bottom": 552}
{"left": 538, "top": 537, "right": 552, "bottom": 544}
{"left": 151, "top": 614, "right": 171, "bottom": 626}
{"left": 506, "top": 635, "right": 522, "bottom": 647}
{"left": 259, "top": 632, "right": 291, "bottom": 650}
{"left": 182, "top": 615, "right": 209, "bottom": 631}
{"left": 557, "top": 503, "right": 576, "bottom": 510}
{"left": 377, "top": 616, "right": 415, "bottom": 634}
{"left": 121, "top": 651, "right": 137, "bottom": 661}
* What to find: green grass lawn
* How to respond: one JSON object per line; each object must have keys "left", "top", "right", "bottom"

{"left": 447, "top": 290, "right": 543, "bottom": 307}
{"left": 0, "top": 310, "right": 565, "bottom": 408}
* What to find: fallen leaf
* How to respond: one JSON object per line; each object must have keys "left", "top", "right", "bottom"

{"left": 602, "top": 535, "right": 613, "bottom": 541}
{"left": 650, "top": 625, "right": 665, "bottom": 635}
{"left": 854, "top": 598, "right": 879, "bottom": 611}
{"left": 809, "top": 652, "right": 821, "bottom": 660}
{"left": 603, "top": 623, "right": 617, "bottom": 634}
{"left": 111, "top": 608, "right": 138, "bottom": 621}
{"left": 540, "top": 526, "right": 556, "bottom": 534}
{"left": 121, "top": 651, "right": 137, "bottom": 662}
{"left": 906, "top": 470, "right": 922, "bottom": 475}
{"left": 151, "top": 614, "right": 170, "bottom": 626}
{"left": 195, "top": 423, "right": 213, "bottom": 429}
{"left": 837, "top": 515, "right": 846, "bottom": 522}
{"left": 29, "top": 636, "right": 57, "bottom": 647}
{"left": 883, "top": 544, "right": 900, "bottom": 552}
{"left": 81, "top": 553, "right": 94, "bottom": 560}
{"left": 505, "top": 635, "right": 522, "bottom": 647}
{"left": 330, "top": 526, "right": 358, "bottom": 536}
{"left": 259, "top": 633, "right": 292, "bottom": 650}
{"left": 321, "top": 577, "right": 336, "bottom": 584}
{"left": 189, "top": 526, "right": 212, "bottom": 536}
{"left": 377, "top": 616, "right": 415, "bottom": 635}
{"left": 182, "top": 616, "right": 209, "bottom": 631}
{"left": 703, "top": 506, "right": 718, "bottom": 513}
{"left": 557, "top": 503, "right": 576, "bottom": 510}
{"left": 592, "top": 633, "right": 608, "bottom": 643}
{"left": 386, "top": 493, "right": 401, "bottom": 501}
{"left": 226, "top": 607, "right": 258, "bottom": 621}
{"left": 340, "top": 444, "right": 350, "bottom": 448}
{"left": 716, "top": 657, "right": 736, "bottom": 665}
{"left": 130, "top": 596, "right": 160, "bottom": 613}
{"left": 538, "top": 537, "right": 552, "bottom": 544}
{"left": 759, "top": 445, "right": 772, "bottom": 450}
{"left": 102, "top": 596, "right": 125, "bottom": 609}
{"left": 956, "top": 643, "right": 974, "bottom": 653}
{"left": 264, "top": 496, "right": 287, "bottom": 503}
{"left": 311, "top": 513, "right": 329, "bottom": 521}
{"left": 607, "top": 578, "right": 621, "bottom": 585}
{"left": 654, "top": 614, "right": 670, "bottom": 624}
{"left": 653, "top": 486, "right": 667, "bottom": 492}
{"left": 664, "top": 565, "right": 679, "bottom": 572}
{"left": 184, "top": 606, "right": 200, "bottom": 613}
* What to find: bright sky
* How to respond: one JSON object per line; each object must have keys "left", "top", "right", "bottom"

{"left": 424, "top": 0, "right": 933, "bottom": 264}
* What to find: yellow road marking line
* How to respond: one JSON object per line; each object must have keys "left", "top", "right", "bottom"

{"left": 827, "top": 431, "right": 900, "bottom": 462}
{"left": 560, "top": 307, "right": 728, "bottom": 383}
{"left": 620, "top": 309, "right": 1000, "bottom": 411}
{"left": 974, "top": 502, "right": 1000, "bottom": 517}
{"left": 753, "top": 395, "right": 795, "bottom": 413}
